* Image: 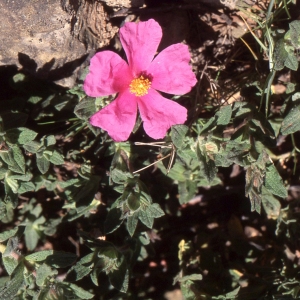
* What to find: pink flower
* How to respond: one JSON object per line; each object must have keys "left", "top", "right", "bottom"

{"left": 84, "top": 19, "right": 197, "bottom": 142}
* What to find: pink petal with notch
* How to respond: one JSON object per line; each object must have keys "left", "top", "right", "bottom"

{"left": 84, "top": 51, "right": 132, "bottom": 97}
{"left": 90, "top": 90, "right": 138, "bottom": 141}
{"left": 120, "top": 19, "right": 162, "bottom": 76}
{"left": 148, "top": 44, "right": 197, "bottom": 95}
{"left": 138, "top": 89, "right": 187, "bottom": 139}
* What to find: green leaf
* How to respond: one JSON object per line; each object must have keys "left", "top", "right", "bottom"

{"left": 289, "top": 20, "right": 300, "bottom": 48}
{"left": 44, "top": 218, "right": 61, "bottom": 236}
{"left": 36, "top": 155, "right": 50, "bottom": 174}
{"left": 286, "top": 82, "right": 296, "bottom": 94}
{"left": 178, "top": 180, "right": 197, "bottom": 204}
{"left": 5, "top": 128, "right": 37, "bottom": 145}
{"left": 281, "top": 104, "right": 300, "bottom": 135}
{"left": 171, "top": 125, "right": 188, "bottom": 149}
{"left": 26, "top": 250, "right": 77, "bottom": 268}
{"left": 49, "top": 150, "right": 64, "bottom": 165}
{"left": 127, "top": 213, "right": 139, "bottom": 237}
{"left": 216, "top": 105, "right": 232, "bottom": 125}
{"left": 23, "top": 141, "right": 42, "bottom": 153}
{"left": 196, "top": 140, "right": 217, "bottom": 183}
{"left": 292, "top": 92, "right": 300, "bottom": 101}
{"left": 0, "top": 261, "right": 24, "bottom": 300}
{"left": 28, "top": 95, "right": 43, "bottom": 104}
{"left": 215, "top": 140, "right": 250, "bottom": 167}
{"left": 66, "top": 253, "right": 94, "bottom": 282}
{"left": 138, "top": 204, "right": 163, "bottom": 229}
{"left": 4, "top": 180, "right": 19, "bottom": 208}
{"left": 18, "top": 181, "right": 35, "bottom": 194}
{"left": 0, "top": 227, "right": 18, "bottom": 242}
{"left": 0, "top": 201, "right": 14, "bottom": 222}
{"left": 36, "top": 264, "right": 57, "bottom": 287}
{"left": 5, "top": 176, "right": 19, "bottom": 194}
{"left": 0, "top": 147, "right": 25, "bottom": 174}
{"left": 138, "top": 209, "right": 154, "bottom": 229}
{"left": 212, "top": 287, "right": 241, "bottom": 299}
{"left": 0, "top": 167, "right": 7, "bottom": 180}
{"left": 90, "top": 268, "right": 101, "bottom": 287}
{"left": 245, "top": 163, "right": 265, "bottom": 214}
{"left": 2, "top": 257, "right": 18, "bottom": 276}
{"left": 225, "top": 286, "right": 241, "bottom": 298}
{"left": 201, "top": 157, "right": 217, "bottom": 183}
{"left": 24, "top": 223, "right": 41, "bottom": 251}
{"left": 67, "top": 199, "right": 101, "bottom": 222}
{"left": 160, "top": 160, "right": 187, "bottom": 182}
{"left": 273, "top": 39, "right": 288, "bottom": 71}
{"left": 126, "top": 192, "right": 140, "bottom": 212}
{"left": 60, "top": 176, "right": 100, "bottom": 204}
{"left": 104, "top": 206, "right": 124, "bottom": 235}
{"left": 261, "top": 186, "right": 281, "bottom": 218}
{"left": 285, "top": 53, "right": 298, "bottom": 71}
{"left": 199, "top": 116, "right": 217, "bottom": 134}
{"left": 60, "top": 282, "right": 94, "bottom": 299}
{"left": 9, "top": 172, "right": 32, "bottom": 182}
{"left": 46, "top": 252, "right": 77, "bottom": 268}
{"left": 108, "top": 257, "right": 129, "bottom": 293}
{"left": 264, "top": 164, "right": 287, "bottom": 198}
{"left": 11, "top": 73, "right": 26, "bottom": 84}
{"left": 177, "top": 273, "right": 202, "bottom": 300}
{"left": 11, "top": 147, "right": 25, "bottom": 174}
{"left": 45, "top": 135, "right": 56, "bottom": 146}
{"left": 3, "top": 237, "right": 19, "bottom": 258}
{"left": 147, "top": 203, "right": 165, "bottom": 218}
{"left": 232, "top": 101, "right": 252, "bottom": 118}
{"left": 74, "top": 97, "right": 96, "bottom": 120}
{"left": 178, "top": 273, "right": 203, "bottom": 283}
{"left": 110, "top": 168, "right": 131, "bottom": 184}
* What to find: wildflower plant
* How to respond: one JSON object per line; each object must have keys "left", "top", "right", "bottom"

{"left": 1, "top": 3, "right": 300, "bottom": 299}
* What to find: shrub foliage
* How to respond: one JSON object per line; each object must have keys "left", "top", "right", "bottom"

{"left": 1, "top": 1, "right": 300, "bottom": 299}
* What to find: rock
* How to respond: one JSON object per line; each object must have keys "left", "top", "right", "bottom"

{"left": 0, "top": 0, "right": 119, "bottom": 87}
{"left": 101, "top": 0, "right": 145, "bottom": 8}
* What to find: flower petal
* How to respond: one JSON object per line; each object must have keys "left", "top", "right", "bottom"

{"left": 138, "top": 89, "right": 187, "bottom": 139}
{"left": 120, "top": 19, "right": 162, "bottom": 76}
{"left": 90, "top": 90, "right": 137, "bottom": 141}
{"left": 84, "top": 51, "right": 132, "bottom": 97}
{"left": 148, "top": 44, "right": 197, "bottom": 95}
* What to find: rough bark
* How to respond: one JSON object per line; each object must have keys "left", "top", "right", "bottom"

{"left": 0, "top": 0, "right": 121, "bottom": 87}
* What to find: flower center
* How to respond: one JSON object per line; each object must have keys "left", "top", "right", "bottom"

{"left": 129, "top": 74, "right": 152, "bottom": 97}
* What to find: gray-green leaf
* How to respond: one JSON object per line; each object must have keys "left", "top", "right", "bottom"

{"left": 216, "top": 105, "right": 232, "bottom": 125}
{"left": 281, "top": 104, "right": 300, "bottom": 135}
{"left": 264, "top": 164, "right": 287, "bottom": 198}
{"left": 37, "top": 155, "right": 50, "bottom": 174}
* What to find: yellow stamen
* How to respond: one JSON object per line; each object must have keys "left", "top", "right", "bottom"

{"left": 129, "top": 75, "right": 151, "bottom": 97}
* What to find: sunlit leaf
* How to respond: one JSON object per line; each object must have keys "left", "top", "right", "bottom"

{"left": 289, "top": 20, "right": 300, "bottom": 48}
{"left": 127, "top": 213, "right": 139, "bottom": 237}
{"left": 261, "top": 186, "right": 281, "bottom": 218}
{"left": 66, "top": 253, "right": 94, "bottom": 282}
{"left": 0, "top": 261, "right": 24, "bottom": 300}
{"left": 171, "top": 125, "right": 188, "bottom": 149}
{"left": 216, "top": 105, "right": 232, "bottom": 125}
{"left": 281, "top": 104, "right": 300, "bottom": 135}
{"left": 36, "top": 264, "right": 57, "bottom": 287}
{"left": 26, "top": 250, "right": 77, "bottom": 268}
{"left": 36, "top": 155, "right": 50, "bottom": 174}
{"left": 264, "top": 164, "right": 288, "bottom": 198}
